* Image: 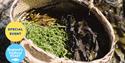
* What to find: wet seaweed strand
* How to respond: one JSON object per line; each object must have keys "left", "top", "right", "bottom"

{"left": 64, "top": 15, "right": 99, "bottom": 61}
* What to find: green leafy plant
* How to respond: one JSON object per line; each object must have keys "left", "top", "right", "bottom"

{"left": 23, "top": 21, "right": 70, "bottom": 58}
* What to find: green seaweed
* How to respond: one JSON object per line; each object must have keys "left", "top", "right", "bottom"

{"left": 23, "top": 21, "right": 70, "bottom": 58}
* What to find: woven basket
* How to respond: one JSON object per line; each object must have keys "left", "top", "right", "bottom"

{"left": 11, "top": 0, "right": 115, "bottom": 63}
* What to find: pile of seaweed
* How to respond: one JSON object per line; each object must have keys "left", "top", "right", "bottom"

{"left": 22, "top": 3, "right": 111, "bottom": 61}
